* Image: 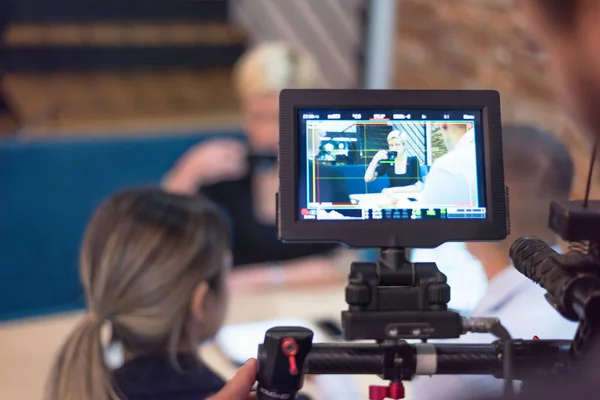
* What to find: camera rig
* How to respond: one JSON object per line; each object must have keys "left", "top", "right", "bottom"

{"left": 254, "top": 248, "right": 468, "bottom": 400}
{"left": 255, "top": 136, "right": 600, "bottom": 399}
{"left": 254, "top": 247, "right": 574, "bottom": 400}
{"left": 259, "top": 90, "right": 600, "bottom": 399}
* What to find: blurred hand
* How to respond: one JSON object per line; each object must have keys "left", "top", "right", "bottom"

{"left": 371, "top": 150, "right": 388, "bottom": 163}
{"left": 252, "top": 165, "right": 278, "bottom": 225}
{"left": 227, "top": 268, "right": 264, "bottom": 293}
{"left": 207, "top": 359, "right": 258, "bottom": 400}
{"left": 163, "top": 139, "right": 248, "bottom": 193}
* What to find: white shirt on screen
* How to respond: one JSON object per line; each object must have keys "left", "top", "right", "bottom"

{"left": 421, "top": 128, "right": 478, "bottom": 207}
{"left": 409, "top": 249, "right": 578, "bottom": 400}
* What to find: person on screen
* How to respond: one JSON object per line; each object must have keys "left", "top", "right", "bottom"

{"left": 45, "top": 188, "right": 234, "bottom": 400}
{"left": 420, "top": 122, "right": 477, "bottom": 206}
{"left": 364, "top": 130, "right": 423, "bottom": 193}
{"left": 410, "top": 125, "right": 578, "bottom": 400}
{"left": 163, "top": 42, "right": 359, "bottom": 293}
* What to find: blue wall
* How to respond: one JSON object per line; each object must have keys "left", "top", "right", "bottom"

{"left": 0, "top": 132, "right": 242, "bottom": 321}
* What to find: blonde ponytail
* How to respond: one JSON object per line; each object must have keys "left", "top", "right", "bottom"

{"left": 45, "top": 188, "right": 231, "bottom": 400}
{"left": 46, "top": 316, "right": 116, "bottom": 400}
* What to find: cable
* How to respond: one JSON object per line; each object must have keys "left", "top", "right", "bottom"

{"left": 583, "top": 136, "right": 598, "bottom": 208}
{"left": 462, "top": 317, "right": 514, "bottom": 398}
{"left": 489, "top": 322, "right": 515, "bottom": 399}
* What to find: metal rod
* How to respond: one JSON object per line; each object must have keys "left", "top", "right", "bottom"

{"left": 364, "top": 0, "right": 399, "bottom": 89}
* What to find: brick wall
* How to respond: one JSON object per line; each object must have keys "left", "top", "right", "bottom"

{"left": 394, "top": 0, "right": 597, "bottom": 198}
{"left": 431, "top": 125, "right": 448, "bottom": 161}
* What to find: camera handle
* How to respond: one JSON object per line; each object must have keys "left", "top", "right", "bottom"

{"left": 255, "top": 327, "right": 570, "bottom": 400}
{"left": 255, "top": 328, "right": 409, "bottom": 400}
{"left": 256, "top": 327, "right": 313, "bottom": 400}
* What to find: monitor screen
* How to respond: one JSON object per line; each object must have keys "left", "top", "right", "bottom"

{"left": 297, "top": 109, "right": 486, "bottom": 222}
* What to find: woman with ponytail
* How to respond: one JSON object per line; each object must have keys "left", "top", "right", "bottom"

{"left": 45, "top": 187, "right": 232, "bottom": 400}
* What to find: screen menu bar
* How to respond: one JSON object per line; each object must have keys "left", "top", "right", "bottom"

{"left": 363, "top": 208, "right": 486, "bottom": 220}
{"left": 301, "top": 110, "right": 479, "bottom": 122}
{"left": 302, "top": 207, "right": 487, "bottom": 220}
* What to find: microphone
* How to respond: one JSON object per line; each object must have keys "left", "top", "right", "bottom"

{"left": 509, "top": 237, "right": 563, "bottom": 291}
{"left": 510, "top": 236, "right": 600, "bottom": 322}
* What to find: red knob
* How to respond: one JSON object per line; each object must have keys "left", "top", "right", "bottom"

{"left": 389, "top": 382, "right": 405, "bottom": 399}
{"left": 369, "top": 382, "right": 405, "bottom": 400}
{"left": 369, "top": 385, "right": 389, "bottom": 400}
{"left": 281, "top": 338, "right": 298, "bottom": 356}
{"left": 281, "top": 337, "right": 299, "bottom": 375}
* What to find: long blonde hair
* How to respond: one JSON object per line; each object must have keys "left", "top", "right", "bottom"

{"left": 233, "top": 41, "right": 319, "bottom": 98}
{"left": 45, "top": 188, "right": 231, "bottom": 400}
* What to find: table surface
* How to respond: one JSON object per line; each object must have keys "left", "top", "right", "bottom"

{"left": 0, "top": 283, "right": 416, "bottom": 400}
{"left": 350, "top": 192, "right": 423, "bottom": 208}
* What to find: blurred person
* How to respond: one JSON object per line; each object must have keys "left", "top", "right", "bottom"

{"left": 364, "top": 130, "right": 423, "bottom": 193}
{"left": 163, "top": 42, "right": 358, "bottom": 292}
{"left": 45, "top": 188, "right": 234, "bottom": 400}
{"left": 420, "top": 122, "right": 477, "bottom": 206}
{"left": 410, "top": 125, "right": 579, "bottom": 400}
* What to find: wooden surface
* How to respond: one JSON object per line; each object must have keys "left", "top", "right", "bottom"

{"left": 0, "top": 113, "right": 19, "bottom": 135}
{"left": 1, "top": 18, "right": 246, "bottom": 136}
{"left": 4, "top": 23, "right": 246, "bottom": 47}
{"left": 2, "top": 69, "right": 240, "bottom": 136}
{"left": 0, "top": 284, "right": 412, "bottom": 400}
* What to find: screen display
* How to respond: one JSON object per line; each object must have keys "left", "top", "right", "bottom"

{"left": 298, "top": 109, "right": 486, "bottom": 221}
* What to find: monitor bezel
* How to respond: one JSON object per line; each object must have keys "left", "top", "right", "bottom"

{"left": 278, "top": 89, "right": 507, "bottom": 249}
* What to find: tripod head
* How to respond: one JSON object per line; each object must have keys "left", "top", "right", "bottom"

{"left": 342, "top": 247, "right": 462, "bottom": 341}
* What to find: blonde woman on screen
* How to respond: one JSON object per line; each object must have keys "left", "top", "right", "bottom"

{"left": 45, "top": 188, "right": 233, "bottom": 400}
{"left": 364, "top": 130, "right": 423, "bottom": 193}
{"left": 163, "top": 42, "right": 360, "bottom": 293}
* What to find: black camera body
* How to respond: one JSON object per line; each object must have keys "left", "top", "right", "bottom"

{"left": 277, "top": 89, "right": 507, "bottom": 249}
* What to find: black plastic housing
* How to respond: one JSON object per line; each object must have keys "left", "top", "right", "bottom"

{"left": 278, "top": 89, "right": 507, "bottom": 248}
{"left": 257, "top": 327, "right": 313, "bottom": 399}
{"left": 549, "top": 200, "right": 600, "bottom": 242}
{"left": 341, "top": 249, "right": 463, "bottom": 341}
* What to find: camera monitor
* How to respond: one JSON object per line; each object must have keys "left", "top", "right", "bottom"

{"left": 278, "top": 90, "right": 508, "bottom": 248}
